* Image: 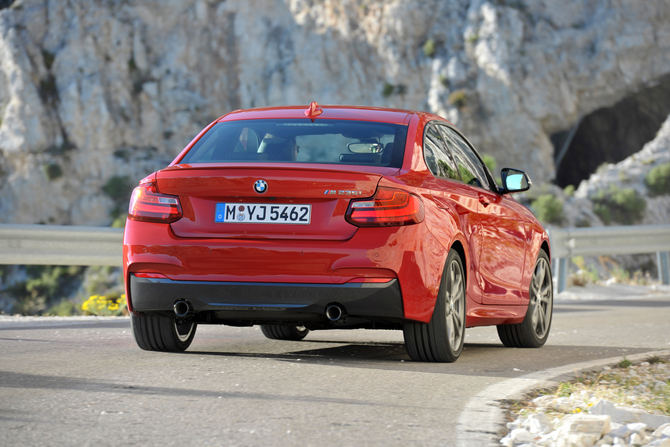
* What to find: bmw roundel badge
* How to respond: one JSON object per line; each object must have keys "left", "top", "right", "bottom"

{"left": 254, "top": 179, "right": 268, "bottom": 194}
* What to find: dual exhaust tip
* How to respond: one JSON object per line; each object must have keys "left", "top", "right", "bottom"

{"left": 175, "top": 300, "right": 346, "bottom": 322}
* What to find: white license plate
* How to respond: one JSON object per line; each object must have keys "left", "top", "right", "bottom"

{"left": 215, "top": 203, "right": 311, "bottom": 224}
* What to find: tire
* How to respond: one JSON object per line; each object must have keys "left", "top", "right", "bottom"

{"left": 403, "top": 249, "right": 466, "bottom": 362}
{"left": 260, "top": 324, "right": 309, "bottom": 341}
{"left": 131, "top": 314, "right": 197, "bottom": 352}
{"left": 497, "top": 249, "right": 553, "bottom": 348}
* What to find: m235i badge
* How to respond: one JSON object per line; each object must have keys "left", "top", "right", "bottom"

{"left": 324, "top": 190, "right": 362, "bottom": 196}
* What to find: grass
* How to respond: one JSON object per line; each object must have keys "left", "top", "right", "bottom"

{"left": 503, "top": 356, "right": 670, "bottom": 425}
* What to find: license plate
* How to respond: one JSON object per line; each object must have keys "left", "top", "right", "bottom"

{"left": 215, "top": 203, "right": 311, "bottom": 224}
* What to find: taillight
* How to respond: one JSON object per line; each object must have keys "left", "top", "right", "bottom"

{"left": 128, "top": 183, "right": 182, "bottom": 223}
{"left": 345, "top": 187, "right": 424, "bottom": 227}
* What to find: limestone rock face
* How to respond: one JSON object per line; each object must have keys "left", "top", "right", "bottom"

{"left": 1, "top": 0, "right": 669, "bottom": 225}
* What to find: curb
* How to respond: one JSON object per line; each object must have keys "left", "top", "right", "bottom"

{"left": 456, "top": 349, "right": 670, "bottom": 447}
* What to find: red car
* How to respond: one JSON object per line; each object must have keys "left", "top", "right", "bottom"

{"left": 123, "top": 103, "right": 553, "bottom": 362}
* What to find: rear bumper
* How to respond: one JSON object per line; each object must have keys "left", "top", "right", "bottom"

{"left": 130, "top": 274, "right": 404, "bottom": 322}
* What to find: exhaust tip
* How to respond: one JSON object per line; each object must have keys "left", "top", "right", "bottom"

{"left": 325, "top": 304, "right": 344, "bottom": 322}
{"left": 174, "top": 300, "right": 192, "bottom": 317}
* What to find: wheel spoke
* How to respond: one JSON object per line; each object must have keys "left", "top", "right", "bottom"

{"left": 452, "top": 273, "right": 462, "bottom": 297}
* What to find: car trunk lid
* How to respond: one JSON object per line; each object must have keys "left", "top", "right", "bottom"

{"left": 157, "top": 164, "right": 395, "bottom": 240}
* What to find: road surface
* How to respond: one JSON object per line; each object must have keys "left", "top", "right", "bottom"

{"left": 1, "top": 286, "right": 669, "bottom": 446}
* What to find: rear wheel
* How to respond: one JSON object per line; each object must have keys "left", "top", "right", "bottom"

{"left": 497, "top": 249, "right": 553, "bottom": 348}
{"left": 131, "top": 314, "right": 197, "bottom": 352}
{"left": 403, "top": 249, "right": 466, "bottom": 362}
{"left": 260, "top": 324, "right": 309, "bottom": 341}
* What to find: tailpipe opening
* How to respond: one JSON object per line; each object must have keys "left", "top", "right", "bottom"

{"left": 325, "top": 303, "right": 346, "bottom": 322}
{"left": 174, "top": 300, "right": 193, "bottom": 317}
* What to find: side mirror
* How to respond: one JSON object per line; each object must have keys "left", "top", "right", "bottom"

{"left": 501, "top": 168, "right": 532, "bottom": 193}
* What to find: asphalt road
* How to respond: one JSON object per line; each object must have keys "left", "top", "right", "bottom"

{"left": 1, "top": 288, "right": 669, "bottom": 447}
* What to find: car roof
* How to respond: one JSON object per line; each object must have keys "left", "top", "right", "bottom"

{"left": 218, "top": 104, "right": 416, "bottom": 125}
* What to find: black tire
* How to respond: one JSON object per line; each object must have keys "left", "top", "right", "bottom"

{"left": 403, "top": 249, "right": 466, "bottom": 362}
{"left": 260, "top": 324, "right": 309, "bottom": 341}
{"left": 497, "top": 249, "right": 553, "bottom": 348}
{"left": 131, "top": 314, "right": 197, "bottom": 352}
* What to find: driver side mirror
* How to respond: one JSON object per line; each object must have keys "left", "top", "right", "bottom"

{"left": 501, "top": 168, "right": 532, "bottom": 193}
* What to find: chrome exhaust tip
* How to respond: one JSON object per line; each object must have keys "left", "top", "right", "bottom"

{"left": 325, "top": 304, "right": 344, "bottom": 322}
{"left": 173, "top": 300, "right": 192, "bottom": 317}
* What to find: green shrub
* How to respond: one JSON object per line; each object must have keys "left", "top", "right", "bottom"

{"left": 531, "top": 194, "right": 564, "bottom": 225}
{"left": 42, "top": 50, "right": 55, "bottom": 70}
{"left": 382, "top": 83, "right": 407, "bottom": 98}
{"left": 448, "top": 89, "right": 468, "bottom": 108}
{"left": 42, "top": 163, "right": 63, "bottom": 180}
{"left": 645, "top": 163, "right": 670, "bottom": 196}
{"left": 564, "top": 185, "right": 575, "bottom": 196}
{"left": 102, "top": 175, "right": 133, "bottom": 201}
{"left": 45, "top": 300, "right": 77, "bottom": 316}
{"left": 10, "top": 266, "right": 84, "bottom": 315}
{"left": 592, "top": 185, "right": 646, "bottom": 225}
{"left": 482, "top": 155, "right": 496, "bottom": 173}
{"left": 422, "top": 39, "right": 436, "bottom": 58}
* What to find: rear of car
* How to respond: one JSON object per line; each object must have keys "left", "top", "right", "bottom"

{"left": 123, "top": 104, "right": 552, "bottom": 361}
{"left": 123, "top": 106, "right": 438, "bottom": 346}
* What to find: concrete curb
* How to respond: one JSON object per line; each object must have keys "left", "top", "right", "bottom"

{"left": 456, "top": 349, "right": 670, "bottom": 447}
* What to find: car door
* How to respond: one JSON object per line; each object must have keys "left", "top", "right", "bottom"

{"left": 422, "top": 123, "right": 484, "bottom": 304}
{"left": 439, "top": 126, "right": 527, "bottom": 306}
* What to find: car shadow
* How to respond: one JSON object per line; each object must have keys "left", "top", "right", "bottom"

{"left": 185, "top": 341, "right": 657, "bottom": 378}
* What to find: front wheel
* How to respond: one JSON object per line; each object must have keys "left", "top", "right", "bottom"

{"left": 497, "top": 249, "right": 553, "bottom": 348}
{"left": 403, "top": 249, "right": 466, "bottom": 362}
{"left": 131, "top": 314, "right": 197, "bottom": 352}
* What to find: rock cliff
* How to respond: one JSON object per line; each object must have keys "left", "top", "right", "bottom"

{"left": 1, "top": 0, "right": 669, "bottom": 225}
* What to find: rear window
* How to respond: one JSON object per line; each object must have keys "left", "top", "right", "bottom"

{"left": 179, "top": 119, "right": 408, "bottom": 168}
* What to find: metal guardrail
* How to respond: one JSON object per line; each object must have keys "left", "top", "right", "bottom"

{"left": 0, "top": 224, "right": 123, "bottom": 266}
{"left": 0, "top": 223, "right": 668, "bottom": 292}
{"left": 548, "top": 225, "right": 670, "bottom": 292}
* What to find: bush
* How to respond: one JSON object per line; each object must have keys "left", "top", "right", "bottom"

{"left": 8, "top": 265, "right": 84, "bottom": 315}
{"left": 531, "top": 194, "right": 564, "bottom": 225}
{"left": 42, "top": 163, "right": 63, "bottom": 180}
{"left": 645, "top": 163, "right": 670, "bottom": 196}
{"left": 102, "top": 175, "right": 134, "bottom": 201}
{"left": 482, "top": 155, "right": 497, "bottom": 173}
{"left": 592, "top": 185, "right": 646, "bottom": 225}
{"left": 448, "top": 89, "right": 468, "bottom": 108}
{"left": 422, "top": 39, "right": 436, "bottom": 58}
{"left": 382, "top": 83, "right": 407, "bottom": 98}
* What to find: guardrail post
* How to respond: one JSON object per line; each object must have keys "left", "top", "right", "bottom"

{"left": 555, "top": 258, "right": 568, "bottom": 294}
{"left": 658, "top": 251, "right": 670, "bottom": 285}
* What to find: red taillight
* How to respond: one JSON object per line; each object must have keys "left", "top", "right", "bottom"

{"left": 128, "top": 183, "right": 182, "bottom": 223}
{"left": 345, "top": 187, "right": 424, "bottom": 227}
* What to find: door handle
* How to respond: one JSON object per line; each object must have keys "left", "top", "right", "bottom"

{"left": 478, "top": 195, "right": 491, "bottom": 207}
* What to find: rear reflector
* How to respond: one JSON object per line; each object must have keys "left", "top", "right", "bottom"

{"left": 346, "top": 278, "right": 394, "bottom": 283}
{"left": 134, "top": 273, "right": 169, "bottom": 279}
{"left": 128, "top": 183, "right": 182, "bottom": 223}
{"left": 345, "top": 187, "right": 424, "bottom": 227}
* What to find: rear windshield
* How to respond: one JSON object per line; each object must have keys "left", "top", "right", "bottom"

{"left": 179, "top": 119, "right": 408, "bottom": 168}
